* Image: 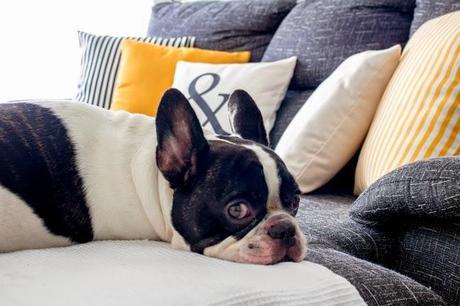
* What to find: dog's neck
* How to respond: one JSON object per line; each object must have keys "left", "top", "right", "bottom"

{"left": 130, "top": 128, "right": 225, "bottom": 251}
{"left": 130, "top": 134, "right": 189, "bottom": 250}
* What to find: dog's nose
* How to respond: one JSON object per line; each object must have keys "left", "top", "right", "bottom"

{"left": 267, "top": 221, "right": 296, "bottom": 247}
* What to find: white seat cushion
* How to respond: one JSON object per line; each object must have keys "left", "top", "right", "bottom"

{"left": 0, "top": 240, "right": 365, "bottom": 306}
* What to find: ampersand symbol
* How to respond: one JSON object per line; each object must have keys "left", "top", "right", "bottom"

{"left": 188, "top": 73, "right": 230, "bottom": 135}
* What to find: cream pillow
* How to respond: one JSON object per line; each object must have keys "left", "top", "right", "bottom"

{"left": 354, "top": 12, "right": 460, "bottom": 194}
{"left": 172, "top": 57, "right": 297, "bottom": 135}
{"left": 276, "top": 46, "right": 401, "bottom": 193}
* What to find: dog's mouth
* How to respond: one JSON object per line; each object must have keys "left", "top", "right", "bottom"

{"left": 239, "top": 216, "right": 307, "bottom": 265}
{"left": 202, "top": 214, "right": 307, "bottom": 265}
{"left": 238, "top": 234, "right": 307, "bottom": 265}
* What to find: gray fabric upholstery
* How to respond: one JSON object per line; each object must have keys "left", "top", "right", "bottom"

{"left": 297, "top": 194, "right": 393, "bottom": 264}
{"left": 147, "top": 0, "right": 296, "bottom": 61}
{"left": 350, "top": 157, "right": 460, "bottom": 226}
{"left": 306, "top": 247, "right": 446, "bottom": 306}
{"left": 393, "top": 222, "right": 460, "bottom": 305}
{"left": 309, "top": 153, "right": 359, "bottom": 195}
{"left": 270, "top": 89, "right": 313, "bottom": 147}
{"left": 410, "top": 0, "right": 460, "bottom": 36}
{"left": 262, "top": 0, "right": 415, "bottom": 89}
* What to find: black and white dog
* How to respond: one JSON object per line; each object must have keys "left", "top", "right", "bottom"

{"left": 0, "top": 89, "right": 306, "bottom": 264}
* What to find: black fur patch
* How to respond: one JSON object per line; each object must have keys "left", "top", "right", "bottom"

{"left": 227, "top": 90, "right": 269, "bottom": 146}
{"left": 218, "top": 135, "right": 300, "bottom": 215}
{"left": 273, "top": 152, "right": 301, "bottom": 216}
{"left": 171, "top": 140, "right": 269, "bottom": 253}
{"left": 0, "top": 103, "right": 93, "bottom": 242}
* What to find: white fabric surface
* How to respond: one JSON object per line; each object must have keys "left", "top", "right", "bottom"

{"left": 276, "top": 46, "right": 401, "bottom": 193}
{"left": 172, "top": 57, "right": 297, "bottom": 134}
{"left": 0, "top": 240, "right": 365, "bottom": 306}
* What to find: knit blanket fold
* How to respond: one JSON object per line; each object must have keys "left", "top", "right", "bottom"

{"left": 350, "top": 157, "right": 460, "bottom": 227}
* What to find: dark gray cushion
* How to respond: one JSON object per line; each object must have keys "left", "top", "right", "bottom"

{"left": 262, "top": 0, "right": 415, "bottom": 89}
{"left": 147, "top": 0, "right": 296, "bottom": 62}
{"left": 393, "top": 223, "right": 460, "bottom": 305}
{"left": 410, "top": 0, "right": 460, "bottom": 36}
{"left": 350, "top": 157, "right": 460, "bottom": 226}
{"left": 307, "top": 247, "right": 446, "bottom": 306}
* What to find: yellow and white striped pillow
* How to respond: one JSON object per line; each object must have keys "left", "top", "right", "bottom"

{"left": 354, "top": 11, "right": 460, "bottom": 194}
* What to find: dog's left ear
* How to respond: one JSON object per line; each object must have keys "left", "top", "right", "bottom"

{"left": 156, "top": 88, "right": 209, "bottom": 189}
{"left": 228, "top": 90, "right": 269, "bottom": 146}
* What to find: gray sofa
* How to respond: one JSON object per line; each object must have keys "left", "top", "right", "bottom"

{"left": 148, "top": 1, "right": 460, "bottom": 305}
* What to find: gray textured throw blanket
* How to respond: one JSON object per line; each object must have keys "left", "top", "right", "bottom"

{"left": 297, "top": 157, "right": 459, "bottom": 305}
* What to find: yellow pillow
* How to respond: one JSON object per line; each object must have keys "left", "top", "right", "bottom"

{"left": 354, "top": 11, "right": 460, "bottom": 194}
{"left": 110, "top": 39, "right": 250, "bottom": 116}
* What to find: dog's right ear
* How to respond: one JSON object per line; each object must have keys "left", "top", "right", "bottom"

{"left": 228, "top": 90, "right": 269, "bottom": 146}
{"left": 156, "top": 88, "right": 209, "bottom": 189}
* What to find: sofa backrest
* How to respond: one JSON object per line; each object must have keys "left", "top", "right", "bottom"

{"left": 147, "top": 0, "right": 296, "bottom": 62}
{"left": 262, "top": 0, "right": 416, "bottom": 90}
{"left": 410, "top": 0, "right": 460, "bottom": 35}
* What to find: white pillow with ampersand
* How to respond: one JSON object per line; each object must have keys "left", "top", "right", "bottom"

{"left": 172, "top": 57, "right": 297, "bottom": 136}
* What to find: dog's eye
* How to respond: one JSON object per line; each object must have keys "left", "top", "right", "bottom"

{"left": 226, "top": 202, "right": 250, "bottom": 219}
{"left": 291, "top": 194, "right": 300, "bottom": 215}
{"left": 285, "top": 194, "right": 300, "bottom": 216}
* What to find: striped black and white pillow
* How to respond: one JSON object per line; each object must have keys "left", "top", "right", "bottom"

{"left": 75, "top": 32, "right": 195, "bottom": 109}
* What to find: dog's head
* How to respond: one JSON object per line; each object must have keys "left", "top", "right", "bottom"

{"left": 155, "top": 88, "right": 306, "bottom": 265}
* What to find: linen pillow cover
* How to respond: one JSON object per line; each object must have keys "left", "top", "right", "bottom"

{"left": 354, "top": 12, "right": 460, "bottom": 194}
{"left": 75, "top": 31, "right": 195, "bottom": 109}
{"left": 171, "top": 57, "right": 297, "bottom": 135}
{"left": 275, "top": 46, "right": 401, "bottom": 193}
{"left": 110, "top": 40, "right": 250, "bottom": 117}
